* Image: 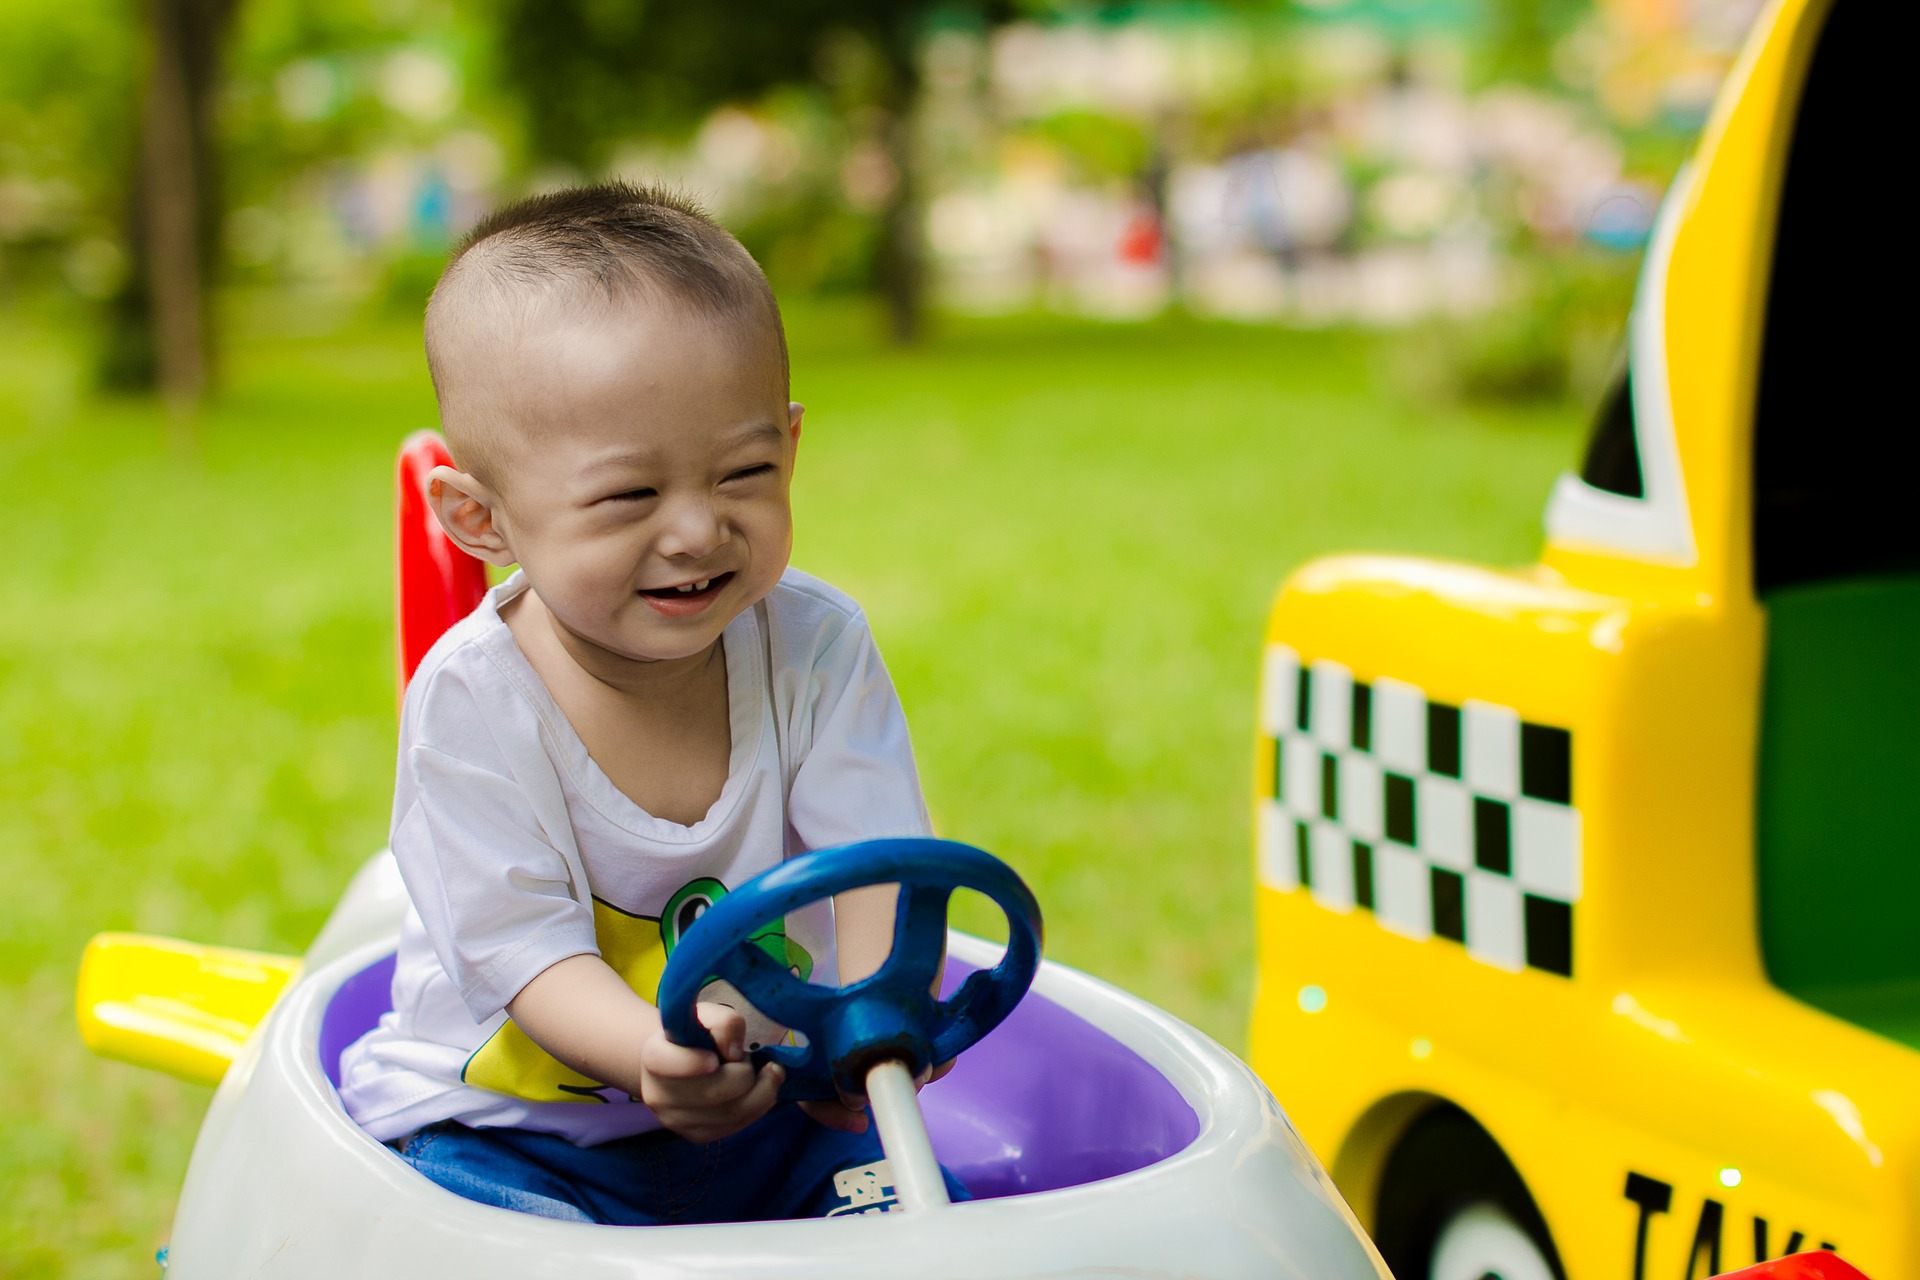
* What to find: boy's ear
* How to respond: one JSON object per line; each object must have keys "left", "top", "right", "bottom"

{"left": 426, "top": 465, "right": 517, "bottom": 567}
{"left": 788, "top": 401, "right": 804, "bottom": 447}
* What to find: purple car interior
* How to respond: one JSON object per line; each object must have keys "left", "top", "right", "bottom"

{"left": 320, "top": 954, "right": 1201, "bottom": 1200}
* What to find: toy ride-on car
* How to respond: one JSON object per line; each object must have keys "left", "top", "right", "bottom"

{"left": 1244, "top": 1, "right": 1912, "bottom": 1277}
{"left": 75, "top": 432, "right": 1391, "bottom": 1278}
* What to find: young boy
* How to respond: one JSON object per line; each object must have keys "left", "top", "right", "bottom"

{"left": 338, "top": 182, "right": 963, "bottom": 1225}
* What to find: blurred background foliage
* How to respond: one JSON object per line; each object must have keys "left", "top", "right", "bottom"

{"left": 2, "top": 1, "right": 1763, "bottom": 1274}
{"left": 1, "top": 0, "right": 1759, "bottom": 404}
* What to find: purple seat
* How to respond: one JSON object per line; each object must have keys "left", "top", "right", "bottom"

{"left": 320, "top": 954, "right": 1200, "bottom": 1199}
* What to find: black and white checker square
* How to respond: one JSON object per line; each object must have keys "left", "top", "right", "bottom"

{"left": 1257, "top": 643, "right": 1581, "bottom": 977}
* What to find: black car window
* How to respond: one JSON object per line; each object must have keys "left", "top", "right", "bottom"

{"left": 1579, "top": 362, "right": 1644, "bottom": 500}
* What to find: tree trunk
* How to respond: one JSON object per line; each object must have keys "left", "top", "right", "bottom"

{"left": 874, "top": 36, "right": 923, "bottom": 346}
{"left": 106, "top": 0, "right": 236, "bottom": 408}
{"left": 144, "top": 0, "right": 206, "bottom": 409}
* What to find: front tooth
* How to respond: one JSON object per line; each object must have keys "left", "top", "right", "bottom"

{"left": 675, "top": 583, "right": 695, "bottom": 593}
{"left": 695, "top": 578, "right": 711, "bottom": 591}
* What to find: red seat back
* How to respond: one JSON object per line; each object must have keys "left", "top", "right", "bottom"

{"left": 395, "top": 431, "right": 489, "bottom": 692}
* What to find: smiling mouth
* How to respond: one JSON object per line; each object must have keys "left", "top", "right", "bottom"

{"left": 638, "top": 572, "right": 734, "bottom": 601}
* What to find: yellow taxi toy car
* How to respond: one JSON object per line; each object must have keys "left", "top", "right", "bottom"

{"left": 1246, "top": 0, "right": 1913, "bottom": 1277}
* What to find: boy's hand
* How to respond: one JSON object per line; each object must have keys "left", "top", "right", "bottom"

{"left": 797, "top": 1056, "right": 955, "bottom": 1134}
{"left": 639, "top": 1002, "right": 784, "bottom": 1143}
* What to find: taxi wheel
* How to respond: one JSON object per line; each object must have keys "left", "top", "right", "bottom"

{"left": 1429, "top": 1203, "right": 1557, "bottom": 1280}
{"left": 1371, "top": 1103, "right": 1563, "bottom": 1280}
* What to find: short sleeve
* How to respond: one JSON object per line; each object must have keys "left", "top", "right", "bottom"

{"left": 786, "top": 614, "right": 933, "bottom": 851}
{"left": 392, "top": 660, "right": 600, "bottom": 1022}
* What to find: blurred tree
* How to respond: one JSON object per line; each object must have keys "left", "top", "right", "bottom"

{"left": 0, "top": 0, "right": 140, "bottom": 303}
{"left": 1484, "top": 0, "right": 1586, "bottom": 85}
{"left": 493, "top": 0, "right": 1018, "bottom": 344}
{"left": 103, "top": 0, "right": 240, "bottom": 408}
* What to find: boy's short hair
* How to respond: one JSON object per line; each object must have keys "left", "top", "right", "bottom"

{"left": 425, "top": 181, "right": 787, "bottom": 484}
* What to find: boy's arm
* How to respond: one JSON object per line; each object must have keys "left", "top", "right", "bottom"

{"left": 832, "top": 883, "right": 904, "bottom": 984}
{"left": 507, "top": 954, "right": 784, "bottom": 1143}
{"left": 781, "top": 602, "right": 952, "bottom": 1125}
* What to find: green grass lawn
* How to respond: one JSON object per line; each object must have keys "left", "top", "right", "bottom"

{"left": 0, "top": 295, "right": 1583, "bottom": 1276}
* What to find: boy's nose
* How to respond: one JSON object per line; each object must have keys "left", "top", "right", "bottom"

{"left": 656, "top": 496, "right": 724, "bottom": 558}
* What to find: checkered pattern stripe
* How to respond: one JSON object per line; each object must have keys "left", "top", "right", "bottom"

{"left": 1257, "top": 644, "right": 1581, "bottom": 977}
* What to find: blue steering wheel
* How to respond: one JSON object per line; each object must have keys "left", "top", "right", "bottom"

{"left": 657, "top": 838, "right": 1043, "bottom": 1101}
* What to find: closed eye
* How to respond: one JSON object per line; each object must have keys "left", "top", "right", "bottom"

{"left": 723, "top": 463, "right": 777, "bottom": 483}
{"left": 607, "top": 487, "right": 658, "bottom": 502}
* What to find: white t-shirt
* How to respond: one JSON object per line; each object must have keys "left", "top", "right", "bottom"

{"left": 338, "top": 567, "right": 931, "bottom": 1146}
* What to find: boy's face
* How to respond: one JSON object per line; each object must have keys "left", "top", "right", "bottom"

{"left": 461, "top": 296, "right": 799, "bottom": 667}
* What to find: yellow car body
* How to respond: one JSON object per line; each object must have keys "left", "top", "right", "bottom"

{"left": 1247, "top": 0, "right": 1915, "bottom": 1276}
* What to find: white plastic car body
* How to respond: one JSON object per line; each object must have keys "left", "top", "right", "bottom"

{"left": 154, "top": 850, "right": 1389, "bottom": 1279}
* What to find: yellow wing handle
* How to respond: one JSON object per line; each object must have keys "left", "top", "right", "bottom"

{"left": 77, "top": 933, "right": 302, "bottom": 1086}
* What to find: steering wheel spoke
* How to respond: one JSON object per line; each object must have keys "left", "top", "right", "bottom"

{"left": 931, "top": 960, "right": 1018, "bottom": 1063}
{"left": 877, "top": 882, "right": 953, "bottom": 989}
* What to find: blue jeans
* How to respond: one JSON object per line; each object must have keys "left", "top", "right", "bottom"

{"left": 393, "top": 1103, "right": 969, "bottom": 1225}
